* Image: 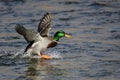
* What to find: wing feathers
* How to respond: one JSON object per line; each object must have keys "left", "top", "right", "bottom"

{"left": 15, "top": 24, "right": 42, "bottom": 43}
{"left": 38, "top": 13, "right": 52, "bottom": 37}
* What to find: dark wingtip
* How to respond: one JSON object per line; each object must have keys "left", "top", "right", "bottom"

{"left": 15, "top": 24, "right": 23, "bottom": 30}
{"left": 15, "top": 24, "right": 21, "bottom": 32}
{"left": 44, "top": 12, "right": 51, "bottom": 18}
{"left": 46, "top": 12, "right": 50, "bottom": 15}
{"left": 15, "top": 24, "right": 26, "bottom": 35}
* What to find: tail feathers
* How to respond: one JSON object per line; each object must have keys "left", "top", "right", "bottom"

{"left": 15, "top": 24, "right": 26, "bottom": 36}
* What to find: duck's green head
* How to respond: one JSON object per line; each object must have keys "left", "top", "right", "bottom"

{"left": 53, "top": 30, "right": 72, "bottom": 41}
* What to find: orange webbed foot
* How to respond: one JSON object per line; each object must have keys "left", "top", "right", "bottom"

{"left": 39, "top": 54, "right": 52, "bottom": 60}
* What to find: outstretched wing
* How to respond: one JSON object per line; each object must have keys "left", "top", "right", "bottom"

{"left": 16, "top": 24, "right": 42, "bottom": 43}
{"left": 37, "top": 13, "right": 52, "bottom": 37}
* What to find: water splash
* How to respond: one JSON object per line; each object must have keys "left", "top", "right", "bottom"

{"left": 46, "top": 51, "right": 63, "bottom": 59}
{"left": 13, "top": 49, "right": 31, "bottom": 58}
{"left": 12, "top": 49, "right": 63, "bottom": 59}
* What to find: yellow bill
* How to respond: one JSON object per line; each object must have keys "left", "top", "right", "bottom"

{"left": 65, "top": 33, "right": 72, "bottom": 38}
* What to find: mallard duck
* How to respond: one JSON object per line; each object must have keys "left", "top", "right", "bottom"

{"left": 15, "top": 13, "right": 71, "bottom": 60}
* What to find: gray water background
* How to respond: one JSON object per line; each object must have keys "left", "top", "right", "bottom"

{"left": 0, "top": 0, "right": 120, "bottom": 80}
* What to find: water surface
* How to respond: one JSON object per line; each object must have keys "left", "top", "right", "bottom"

{"left": 0, "top": 0, "right": 120, "bottom": 80}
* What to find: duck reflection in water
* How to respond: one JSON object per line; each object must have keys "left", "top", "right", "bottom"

{"left": 25, "top": 59, "right": 63, "bottom": 80}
